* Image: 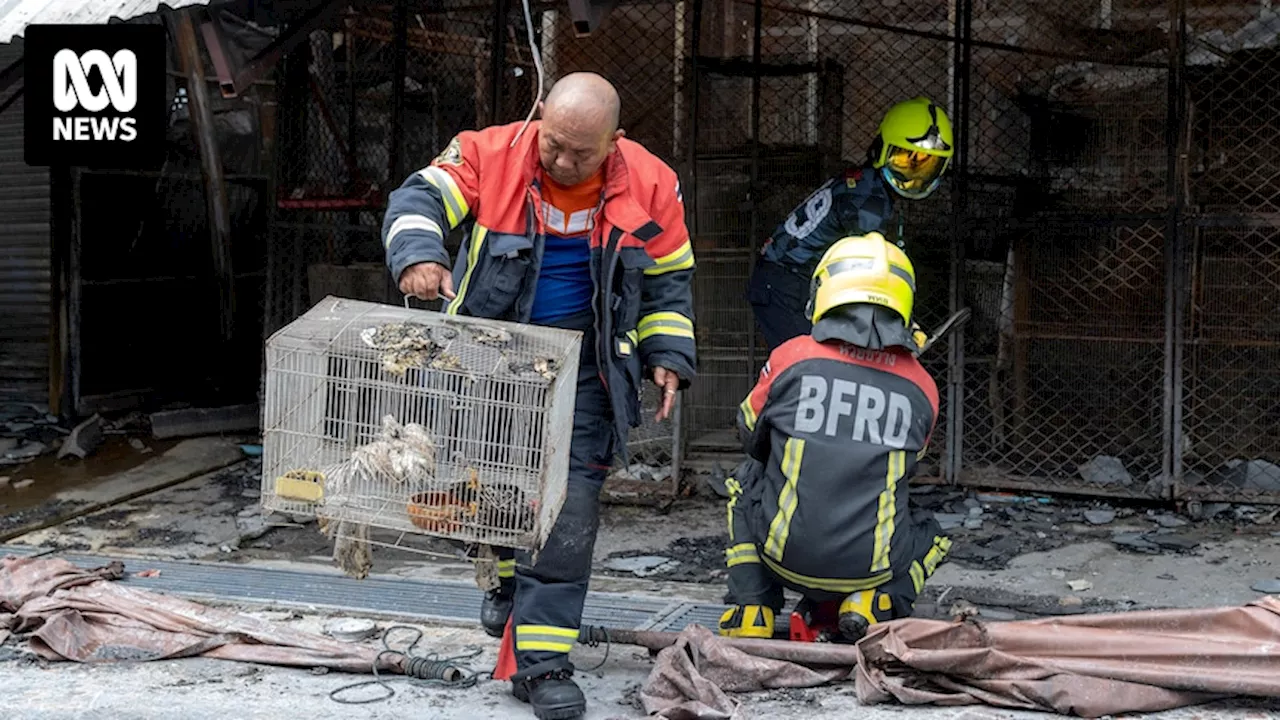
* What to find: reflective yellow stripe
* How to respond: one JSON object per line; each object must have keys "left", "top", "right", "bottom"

{"left": 870, "top": 450, "right": 906, "bottom": 573}
{"left": 515, "top": 624, "right": 577, "bottom": 654}
{"left": 763, "top": 438, "right": 805, "bottom": 562}
{"left": 497, "top": 558, "right": 516, "bottom": 579}
{"left": 762, "top": 555, "right": 891, "bottom": 594}
{"left": 922, "top": 535, "right": 952, "bottom": 575}
{"left": 637, "top": 312, "right": 694, "bottom": 342}
{"left": 446, "top": 225, "right": 487, "bottom": 315}
{"left": 618, "top": 329, "right": 638, "bottom": 356}
{"left": 739, "top": 394, "right": 758, "bottom": 432}
{"left": 418, "top": 166, "right": 469, "bottom": 228}
{"left": 644, "top": 239, "right": 694, "bottom": 276}
{"left": 725, "top": 542, "right": 759, "bottom": 567}
{"left": 910, "top": 561, "right": 926, "bottom": 594}
{"left": 385, "top": 213, "right": 443, "bottom": 249}
{"left": 725, "top": 476, "right": 743, "bottom": 540}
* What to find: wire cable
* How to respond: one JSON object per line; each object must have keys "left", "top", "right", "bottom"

{"left": 579, "top": 626, "right": 612, "bottom": 672}
{"left": 506, "top": 0, "right": 542, "bottom": 147}
{"left": 329, "top": 625, "right": 492, "bottom": 705}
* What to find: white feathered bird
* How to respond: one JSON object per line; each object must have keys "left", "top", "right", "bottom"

{"left": 318, "top": 415, "right": 438, "bottom": 578}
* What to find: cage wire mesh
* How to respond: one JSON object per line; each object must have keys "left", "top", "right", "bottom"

{"left": 259, "top": 0, "right": 1280, "bottom": 506}
{"left": 1177, "top": 9, "right": 1280, "bottom": 503}
{"left": 261, "top": 297, "right": 580, "bottom": 561}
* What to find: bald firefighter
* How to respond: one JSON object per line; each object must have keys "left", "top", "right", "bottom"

{"left": 749, "top": 97, "right": 954, "bottom": 352}
{"left": 720, "top": 233, "right": 952, "bottom": 642}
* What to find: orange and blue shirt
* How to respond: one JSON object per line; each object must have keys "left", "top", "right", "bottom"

{"left": 532, "top": 169, "right": 604, "bottom": 323}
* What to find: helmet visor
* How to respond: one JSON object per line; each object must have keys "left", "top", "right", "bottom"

{"left": 883, "top": 144, "right": 946, "bottom": 198}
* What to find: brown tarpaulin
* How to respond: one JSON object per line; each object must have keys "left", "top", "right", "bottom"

{"left": 0, "top": 554, "right": 397, "bottom": 673}
{"left": 641, "top": 598, "right": 1280, "bottom": 719}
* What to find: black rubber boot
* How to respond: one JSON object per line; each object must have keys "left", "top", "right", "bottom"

{"left": 511, "top": 661, "right": 586, "bottom": 720}
{"left": 837, "top": 611, "right": 870, "bottom": 642}
{"left": 480, "top": 587, "right": 513, "bottom": 638}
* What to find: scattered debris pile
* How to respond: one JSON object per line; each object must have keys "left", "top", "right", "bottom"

{"left": 908, "top": 485, "right": 1221, "bottom": 569}
{"left": 0, "top": 404, "right": 67, "bottom": 469}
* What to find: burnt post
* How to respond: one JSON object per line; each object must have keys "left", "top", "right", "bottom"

{"left": 174, "top": 10, "right": 236, "bottom": 343}
{"left": 390, "top": 0, "right": 409, "bottom": 185}
{"left": 489, "top": 0, "right": 508, "bottom": 124}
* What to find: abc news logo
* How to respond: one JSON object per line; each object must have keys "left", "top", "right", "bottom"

{"left": 25, "top": 24, "right": 165, "bottom": 168}
{"left": 53, "top": 49, "right": 139, "bottom": 142}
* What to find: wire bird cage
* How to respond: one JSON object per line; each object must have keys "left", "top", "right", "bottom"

{"left": 259, "top": 296, "right": 581, "bottom": 560}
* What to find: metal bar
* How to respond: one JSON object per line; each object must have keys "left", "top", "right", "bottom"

{"left": 49, "top": 166, "right": 72, "bottom": 419}
{"left": 173, "top": 9, "right": 236, "bottom": 344}
{"left": 945, "top": 0, "right": 973, "bottom": 485}
{"left": 1160, "top": 0, "right": 1184, "bottom": 494}
{"left": 75, "top": 169, "right": 269, "bottom": 181}
{"left": 1168, "top": 0, "right": 1188, "bottom": 494}
{"left": 579, "top": 625, "right": 865, "bottom": 663}
{"left": 929, "top": 472, "right": 1169, "bottom": 503}
{"left": 199, "top": 16, "right": 237, "bottom": 92}
{"left": 390, "top": 0, "right": 408, "bottom": 184}
{"left": 488, "top": 0, "right": 508, "bottom": 125}
{"left": 223, "top": 0, "right": 349, "bottom": 97}
{"left": 0, "top": 56, "right": 23, "bottom": 95}
{"left": 0, "top": 84, "right": 24, "bottom": 116}
{"left": 746, "top": 0, "right": 762, "bottom": 377}
{"left": 346, "top": 19, "right": 360, "bottom": 227}
{"left": 737, "top": 0, "right": 1167, "bottom": 69}
{"left": 69, "top": 168, "right": 82, "bottom": 417}
{"left": 686, "top": 0, "right": 702, "bottom": 238}
{"left": 1189, "top": 213, "right": 1280, "bottom": 228}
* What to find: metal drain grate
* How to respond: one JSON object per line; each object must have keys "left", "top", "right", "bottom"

{"left": 1, "top": 545, "right": 725, "bottom": 632}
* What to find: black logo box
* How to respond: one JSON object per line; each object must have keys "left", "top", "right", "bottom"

{"left": 24, "top": 23, "right": 167, "bottom": 169}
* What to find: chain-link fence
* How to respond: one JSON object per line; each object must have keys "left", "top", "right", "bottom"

{"left": 957, "top": 0, "right": 1174, "bottom": 498}
{"left": 264, "top": 0, "right": 1280, "bottom": 505}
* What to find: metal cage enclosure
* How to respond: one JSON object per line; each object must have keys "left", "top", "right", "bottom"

{"left": 259, "top": 296, "right": 581, "bottom": 555}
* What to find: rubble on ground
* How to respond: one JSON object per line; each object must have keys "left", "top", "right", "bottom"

{"left": 601, "top": 480, "right": 1276, "bottom": 582}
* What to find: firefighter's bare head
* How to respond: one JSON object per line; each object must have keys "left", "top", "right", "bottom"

{"left": 537, "top": 72, "right": 624, "bottom": 187}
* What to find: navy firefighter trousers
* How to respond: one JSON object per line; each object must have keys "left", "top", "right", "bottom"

{"left": 492, "top": 310, "right": 614, "bottom": 674}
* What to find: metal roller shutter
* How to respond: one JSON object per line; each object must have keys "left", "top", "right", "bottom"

{"left": 0, "top": 43, "right": 52, "bottom": 408}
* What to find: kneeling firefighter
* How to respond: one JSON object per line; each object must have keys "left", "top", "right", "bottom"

{"left": 719, "top": 232, "right": 952, "bottom": 641}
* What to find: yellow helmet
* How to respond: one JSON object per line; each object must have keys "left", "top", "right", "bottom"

{"left": 807, "top": 232, "right": 915, "bottom": 327}
{"left": 871, "top": 97, "right": 954, "bottom": 200}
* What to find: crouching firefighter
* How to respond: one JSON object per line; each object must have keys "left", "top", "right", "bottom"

{"left": 719, "top": 232, "right": 952, "bottom": 642}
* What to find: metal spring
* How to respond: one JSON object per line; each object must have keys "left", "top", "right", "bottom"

{"left": 404, "top": 655, "right": 465, "bottom": 683}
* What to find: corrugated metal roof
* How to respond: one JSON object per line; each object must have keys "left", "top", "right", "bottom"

{"left": 0, "top": 0, "right": 214, "bottom": 44}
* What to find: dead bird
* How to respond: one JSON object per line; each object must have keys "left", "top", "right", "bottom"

{"left": 508, "top": 356, "right": 559, "bottom": 382}
{"left": 318, "top": 415, "right": 439, "bottom": 579}
{"left": 446, "top": 467, "right": 535, "bottom": 531}
{"left": 470, "top": 325, "right": 513, "bottom": 347}
{"left": 360, "top": 322, "right": 439, "bottom": 378}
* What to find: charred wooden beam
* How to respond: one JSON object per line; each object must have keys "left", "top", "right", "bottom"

{"left": 0, "top": 56, "right": 23, "bottom": 95}
{"left": 389, "top": 0, "right": 408, "bottom": 184}
{"left": 204, "top": 0, "right": 349, "bottom": 98}
{"left": 0, "top": 85, "right": 23, "bottom": 116}
{"left": 173, "top": 10, "right": 236, "bottom": 343}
